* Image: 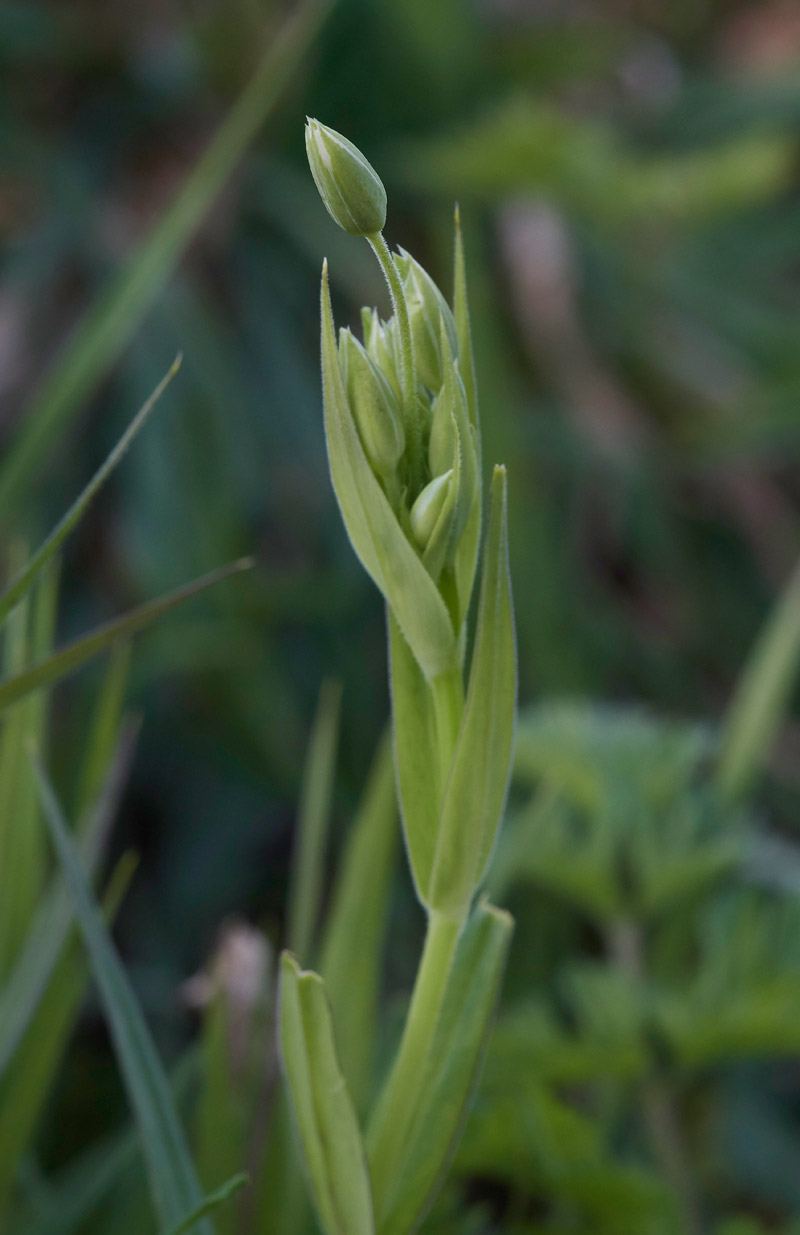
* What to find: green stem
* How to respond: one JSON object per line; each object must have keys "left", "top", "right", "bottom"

{"left": 431, "top": 667, "right": 464, "bottom": 800}
{"left": 367, "top": 909, "right": 461, "bottom": 1213}
{"left": 367, "top": 231, "right": 423, "bottom": 486}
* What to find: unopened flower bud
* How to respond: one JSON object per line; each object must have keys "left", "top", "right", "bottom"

{"left": 410, "top": 469, "right": 454, "bottom": 549}
{"left": 395, "top": 250, "right": 458, "bottom": 392}
{"left": 339, "top": 329, "right": 405, "bottom": 477}
{"left": 361, "top": 307, "right": 401, "bottom": 397}
{"left": 305, "top": 119, "right": 387, "bottom": 237}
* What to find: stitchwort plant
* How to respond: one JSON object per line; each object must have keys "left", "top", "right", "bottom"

{"left": 279, "top": 120, "right": 517, "bottom": 1234}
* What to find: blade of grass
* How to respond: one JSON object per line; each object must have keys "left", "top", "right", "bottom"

{"left": 32, "top": 758, "right": 213, "bottom": 1234}
{"left": 73, "top": 641, "right": 132, "bottom": 822}
{"left": 0, "top": 723, "right": 137, "bottom": 1082}
{"left": 286, "top": 678, "right": 342, "bottom": 964}
{"left": 0, "top": 852, "right": 136, "bottom": 1215}
{"left": 166, "top": 1174, "right": 249, "bottom": 1235}
{"left": 0, "top": 360, "right": 181, "bottom": 629}
{"left": 0, "top": 0, "right": 333, "bottom": 527}
{"left": 0, "top": 558, "right": 252, "bottom": 713}
{"left": 717, "top": 556, "right": 800, "bottom": 801}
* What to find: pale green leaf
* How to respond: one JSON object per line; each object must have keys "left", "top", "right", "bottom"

{"left": 388, "top": 613, "right": 439, "bottom": 905}
{"left": 33, "top": 759, "right": 213, "bottom": 1234}
{"left": 279, "top": 954, "right": 374, "bottom": 1235}
{"left": 429, "top": 466, "right": 516, "bottom": 917}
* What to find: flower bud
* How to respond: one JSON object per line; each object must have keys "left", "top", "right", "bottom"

{"left": 305, "top": 119, "right": 387, "bottom": 237}
{"left": 395, "top": 250, "right": 458, "bottom": 392}
{"left": 339, "top": 328, "right": 405, "bottom": 478}
{"left": 361, "top": 307, "right": 401, "bottom": 397}
{"left": 410, "top": 469, "right": 454, "bottom": 549}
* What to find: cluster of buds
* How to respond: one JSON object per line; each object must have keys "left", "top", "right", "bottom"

{"left": 306, "top": 119, "right": 515, "bottom": 923}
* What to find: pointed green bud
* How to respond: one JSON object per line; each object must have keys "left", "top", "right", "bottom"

{"left": 339, "top": 328, "right": 405, "bottom": 478}
{"left": 395, "top": 250, "right": 458, "bottom": 392}
{"left": 305, "top": 119, "right": 387, "bottom": 238}
{"left": 410, "top": 470, "right": 454, "bottom": 549}
{"left": 361, "top": 307, "right": 401, "bottom": 397}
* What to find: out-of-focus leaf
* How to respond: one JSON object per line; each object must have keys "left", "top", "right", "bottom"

{"left": 279, "top": 953, "right": 374, "bottom": 1235}
{"left": 286, "top": 678, "right": 341, "bottom": 964}
{"left": 33, "top": 759, "right": 213, "bottom": 1234}
{"left": 165, "top": 1174, "right": 248, "bottom": 1235}
{"left": 319, "top": 729, "right": 398, "bottom": 1110}
{"left": 0, "top": 360, "right": 180, "bottom": 630}
{"left": 0, "top": 0, "right": 333, "bottom": 526}
{"left": 0, "top": 558, "right": 251, "bottom": 713}
{"left": 717, "top": 556, "right": 800, "bottom": 801}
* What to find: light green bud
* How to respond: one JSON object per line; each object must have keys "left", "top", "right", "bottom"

{"left": 410, "top": 469, "right": 454, "bottom": 549}
{"left": 305, "top": 118, "right": 387, "bottom": 237}
{"left": 360, "top": 307, "right": 401, "bottom": 397}
{"left": 395, "top": 250, "right": 458, "bottom": 392}
{"left": 339, "top": 328, "right": 405, "bottom": 477}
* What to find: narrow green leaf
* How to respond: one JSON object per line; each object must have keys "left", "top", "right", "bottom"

{"left": 0, "top": 558, "right": 252, "bottom": 713}
{"left": 429, "top": 466, "right": 516, "bottom": 917}
{"left": 321, "top": 263, "right": 457, "bottom": 681}
{"left": 717, "top": 556, "right": 800, "bottom": 801}
{"left": 287, "top": 678, "right": 342, "bottom": 964}
{"left": 0, "top": 725, "right": 136, "bottom": 1083}
{"left": 0, "top": 361, "right": 180, "bottom": 630}
{"left": 165, "top": 1174, "right": 249, "bottom": 1235}
{"left": 0, "top": 0, "right": 332, "bottom": 526}
{"left": 279, "top": 954, "right": 374, "bottom": 1235}
{"left": 388, "top": 612, "right": 439, "bottom": 904}
{"left": 0, "top": 851, "right": 136, "bottom": 1215}
{"left": 33, "top": 760, "right": 212, "bottom": 1234}
{"left": 319, "top": 729, "right": 398, "bottom": 1109}
{"left": 376, "top": 900, "right": 513, "bottom": 1235}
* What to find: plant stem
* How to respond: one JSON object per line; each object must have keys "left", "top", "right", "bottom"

{"left": 606, "top": 920, "right": 703, "bottom": 1235}
{"left": 367, "top": 231, "right": 423, "bottom": 487}
{"left": 431, "top": 667, "right": 464, "bottom": 800}
{"left": 367, "top": 909, "right": 461, "bottom": 1213}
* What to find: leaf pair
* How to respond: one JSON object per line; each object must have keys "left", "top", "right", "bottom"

{"left": 392, "top": 466, "right": 516, "bottom": 919}
{"left": 279, "top": 900, "right": 512, "bottom": 1235}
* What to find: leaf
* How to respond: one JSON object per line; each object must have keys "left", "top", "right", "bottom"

{"left": 0, "top": 724, "right": 136, "bottom": 1083}
{"left": 388, "top": 612, "right": 440, "bottom": 905}
{"left": 428, "top": 466, "right": 516, "bottom": 917}
{"left": 321, "top": 263, "right": 457, "bottom": 681}
{"left": 279, "top": 954, "right": 374, "bottom": 1235}
{"left": 319, "top": 729, "right": 398, "bottom": 1110}
{"left": 0, "top": 558, "right": 252, "bottom": 713}
{"left": 0, "top": 360, "right": 180, "bottom": 630}
{"left": 33, "top": 759, "right": 213, "bottom": 1234}
{"left": 286, "top": 678, "right": 342, "bottom": 964}
{"left": 717, "top": 555, "right": 800, "bottom": 801}
{"left": 0, "top": 851, "right": 136, "bottom": 1215}
{"left": 0, "top": 0, "right": 333, "bottom": 526}
{"left": 375, "top": 900, "right": 513, "bottom": 1235}
{"left": 165, "top": 1174, "right": 249, "bottom": 1235}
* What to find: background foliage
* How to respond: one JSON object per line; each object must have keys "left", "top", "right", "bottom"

{"left": 4, "top": 0, "right": 800, "bottom": 1230}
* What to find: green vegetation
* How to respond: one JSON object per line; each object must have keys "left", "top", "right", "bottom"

{"left": 3, "top": 2, "right": 800, "bottom": 1232}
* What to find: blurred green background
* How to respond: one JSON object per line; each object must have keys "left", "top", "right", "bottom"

{"left": 4, "top": 0, "right": 800, "bottom": 1218}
